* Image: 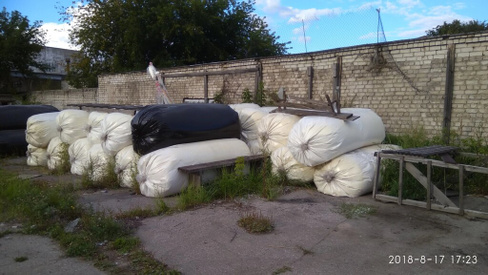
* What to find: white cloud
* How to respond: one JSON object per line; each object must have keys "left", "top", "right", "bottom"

{"left": 287, "top": 7, "right": 343, "bottom": 23}
{"left": 40, "top": 22, "right": 79, "bottom": 50}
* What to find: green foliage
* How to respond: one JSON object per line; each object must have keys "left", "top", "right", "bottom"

{"left": 82, "top": 159, "right": 119, "bottom": 189}
{"left": 0, "top": 8, "right": 48, "bottom": 94}
{"left": 426, "top": 19, "right": 488, "bottom": 36}
{"left": 50, "top": 143, "right": 71, "bottom": 175}
{"left": 237, "top": 211, "right": 274, "bottom": 234}
{"left": 112, "top": 237, "right": 140, "bottom": 253}
{"left": 177, "top": 156, "right": 290, "bottom": 210}
{"left": 241, "top": 88, "right": 253, "bottom": 103}
{"left": 62, "top": 0, "right": 289, "bottom": 88}
{"left": 381, "top": 127, "right": 488, "bottom": 199}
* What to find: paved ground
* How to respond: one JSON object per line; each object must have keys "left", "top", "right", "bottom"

{"left": 1, "top": 156, "right": 488, "bottom": 274}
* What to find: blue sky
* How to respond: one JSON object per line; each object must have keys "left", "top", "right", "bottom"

{"left": 2, "top": 0, "right": 486, "bottom": 53}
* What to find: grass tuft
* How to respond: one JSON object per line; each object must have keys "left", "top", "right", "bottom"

{"left": 338, "top": 203, "right": 376, "bottom": 219}
{"left": 237, "top": 211, "right": 274, "bottom": 234}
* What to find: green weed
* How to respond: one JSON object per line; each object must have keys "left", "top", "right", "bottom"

{"left": 237, "top": 211, "right": 274, "bottom": 234}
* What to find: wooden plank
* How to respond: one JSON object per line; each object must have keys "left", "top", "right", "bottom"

{"left": 161, "top": 67, "right": 258, "bottom": 78}
{"left": 307, "top": 66, "right": 314, "bottom": 99}
{"left": 178, "top": 155, "right": 266, "bottom": 173}
{"left": 270, "top": 108, "right": 359, "bottom": 121}
{"left": 405, "top": 162, "right": 456, "bottom": 207}
{"left": 372, "top": 154, "right": 382, "bottom": 199}
{"left": 398, "top": 156, "right": 404, "bottom": 205}
{"left": 374, "top": 194, "right": 488, "bottom": 220}
{"left": 459, "top": 165, "right": 464, "bottom": 215}
{"left": 377, "top": 153, "right": 488, "bottom": 174}
{"left": 426, "top": 160, "right": 432, "bottom": 210}
{"left": 443, "top": 44, "right": 456, "bottom": 144}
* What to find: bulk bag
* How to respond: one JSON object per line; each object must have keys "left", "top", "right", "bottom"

{"left": 136, "top": 138, "right": 250, "bottom": 197}
{"left": 56, "top": 109, "right": 89, "bottom": 144}
{"left": 46, "top": 137, "right": 68, "bottom": 171}
{"left": 88, "top": 144, "right": 113, "bottom": 182}
{"left": 68, "top": 138, "right": 92, "bottom": 175}
{"left": 25, "top": 112, "right": 59, "bottom": 148}
{"left": 271, "top": 146, "right": 315, "bottom": 182}
{"left": 100, "top": 112, "right": 133, "bottom": 156}
{"left": 26, "top": 144, "right": 48, "bottom": 166}
{"left": 0, "top": 129, "right": 28, "bottom": 156}
{"left": 131, "top": 104, "right": 241, "bottom": 155}
{"left": 86, "top": 111, "right": 107, "bottom": 144}
{"left": 288, "top": 108, "right": 385, "bottom": 167}
{"left": 257, "top": 113, "right": 300, "bottom": 154}
{"left": 115, "top": 145, "right": 139, "bottom": 188}
{"left": 313, "top": 144, "right": 400, "bottom": 198}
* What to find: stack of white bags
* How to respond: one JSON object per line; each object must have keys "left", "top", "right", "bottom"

{"left": 23, "top": 103, "right": 397, "bottom": 199}
{"left": 24, "top": 109, "right": 139, "bottom": 188}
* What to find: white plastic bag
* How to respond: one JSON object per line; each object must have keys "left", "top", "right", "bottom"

{"left": 238, "top": 107, "right": 268, "bottom": 142}
{"left": 115, "top": 145, "right": 139, "bottom": 188}
{"left": 86, "top": 111, "right": 107, "bottom": 144}
{"left": 288, "top": 108, "right": 385, "bottom": 167}
{"left": 257, "top": 113, "right": 300, "bottom": 154}
{"left": 26, "top": 144, "right": 48, "bottom": 166}
{"left": 46, "top": 136, "right": 68, "bottom": 170}
{"left": 136, "top": 138, "right": 251, "bottom": 197}
{"left": 313, "top": 144, "right": 399, "bottom": 198}
{"left": 228, "top": 103, "right": 261, "bottom": 112}
{"left": 89, "top": 143, "right": 114, "bottom": 182}
{"left": 56, "top": 110, "right": 89, "bottom": 144}
{"left": 68, "top": 138, "right": 92, "bottom": 175}
{"left": 25, "top": 112, "right": 59, "bottom": 148}
{"left": 100, "top": 112, "right": 133, "bottom": 156}
{"left": 271, "top": 146, "right": 315, "bottom": 182}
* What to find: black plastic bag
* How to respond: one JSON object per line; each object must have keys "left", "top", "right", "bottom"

{"left": 0, "top": 129, "right": 28, "bottom": 156}
{"left": 131, "top": 104, "right": 241, "bottom": 155}
{"left": 0, "top": 105, "right": 59, "bottom": 131}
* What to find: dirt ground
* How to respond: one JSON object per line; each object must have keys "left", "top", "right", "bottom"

{"left": 1, "top": 156, "right": 488, "bottom": 274}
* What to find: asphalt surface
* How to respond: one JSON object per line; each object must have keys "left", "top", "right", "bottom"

{"left": 1, "top": 156, "right": 488, "bottom": 274}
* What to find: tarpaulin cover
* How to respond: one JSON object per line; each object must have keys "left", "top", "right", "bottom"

{"left": 69, "top": 138, "right": 92, "bottom": 175}
{"left": 288, "top": 108, "right": 386, "bottom": 167}
{"left": 0, "top": 129, "right": 28, "bottom": 156}
{"left": 136, "top": 138, "right": 251, "bottom": 197}
{"left": 56, "top": 109, "right": 89, "bottom": 144}
{"left": 0, "top": 105, "right": 58, "bottom": 131}
{"left": 313, "top": 144, "right": 401, "bottom": 198}
{"left": 100, "top": 112, "right": 133, "bottom": 156}
{"left": 131, "top": 104, "right": 241, "bottom": 155}
{"left": 25, "top": 112, "right": 59, "bottom": 148}
{"left": 26, "top": 144, "right": 48, "bottom": 167}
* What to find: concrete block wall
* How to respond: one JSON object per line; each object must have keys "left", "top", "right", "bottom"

{"left": 32, "top": 31, "right": 488, "bottom": 141}
{"left": 30, "top": 88, "right": 97, "bottom": 110}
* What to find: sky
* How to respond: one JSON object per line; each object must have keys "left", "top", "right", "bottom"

{"left": 2, "top": 0, "right": 486, "bottom": 54}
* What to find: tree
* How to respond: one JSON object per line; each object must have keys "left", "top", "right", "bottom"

{"left": 426, "top": 19, "right": 488, "bottom": 37}
{"left": 63, "top": 0, "right": 289, "bottom": 88}
{"left": 0, "top": 8, "right": 47, "bottom": 94}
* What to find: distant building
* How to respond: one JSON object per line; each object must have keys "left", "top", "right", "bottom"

{"left": 10, "top": 46, "right": 78, "bottom": 94}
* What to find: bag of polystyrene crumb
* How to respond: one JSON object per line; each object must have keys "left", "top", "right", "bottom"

{"left": 25, "top": 112, "right": 59, "bottom": 148}
{"left": 47, "top": 136, "right": 69, "bottom": 170}
{"left": 246, "top": 138, "right": 262, "bottom": 155}
{"left": 86, "top": 111, "right": 107, "bottom": 144}
{"left": 228, "top": 103, "right": 261, "bottom": 112}
{"left": 136, "top": 138, "right": 251, "bottom": 197}
{"left": 115, "top": 145, "right": 139, "bottom": 188}
{"left": 56, "top": 109, "right": 89, "bottom": 144}
{"left": 271, "top": 146, "right": 314, "bottom": 182}
{"left": 26, "top": 144, "right": 48, "bottom": 166}
{"left": 69, "top": 138, "right": 92, "bottom": 175}
{"left": 257, "top": 113, "right": 300, "bottom": 154}
{"left": 260, "top": 106, "right": 278, "bottom": 113}
{"left": 100, "top": 112, "right": 133, "bottom": 156}
{"left": 313, "top": 144, "right": 399, "bottom": 198}
{"left": 238, "top": 107, "right": 268, "bottom": 142}
{"left": 89, "top": 143, "right": 114, "bottom": 182}
{"left": 288, "top": 108, "right": 385, "bottom": 167}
